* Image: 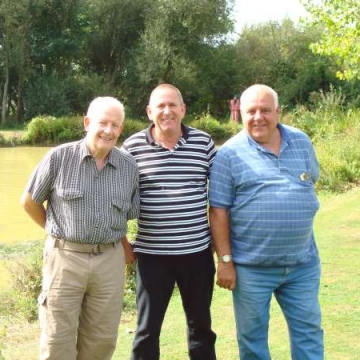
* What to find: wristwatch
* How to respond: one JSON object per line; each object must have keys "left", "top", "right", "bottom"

{"left": 218, "top": 254, "right": 232, "bottom": 263}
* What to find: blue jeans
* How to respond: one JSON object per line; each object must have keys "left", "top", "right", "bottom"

{"left": 232, "top": 263, "right": 324, "bottom": 360}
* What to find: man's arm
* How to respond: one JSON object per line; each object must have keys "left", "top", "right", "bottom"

{"left": 209, "top": 206, "right": 236, "bottom": 291}
{"left": 20, "top": 192, "right": 46, "bottom": 229}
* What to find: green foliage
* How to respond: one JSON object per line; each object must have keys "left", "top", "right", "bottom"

{"left": 234, "top": 18, "right": 339, "bottom": 108}
{"left": 3, "top": 0, "right": 360, "bottom": 125}
{"left": 0, "top": 132, "right": 25, "bottom": 147}
{"left": 23, "top": 76, "right": 72, "bottom": 120}
{"left": 189, "top": 113, "right": 240, "bottom": 141}
{"left": 301, "top": 0, "right": 360, "bottom": 80}
{"left": 119, "top": 119, "right": 148, "bottom": 143}
{"left": 0, "top": 242, "right": 43, "bottom": 322}
{"left": 123, "top": 220, "right": 138, "bottom": 311}
{"left": 285, "top": 87, "right": 360, "bottom": 192}
{"left": 23, "top": 116, "right": 84, "bottom": 145}
{"left": 0, "top": 133, "right": 6, "bottom": 146}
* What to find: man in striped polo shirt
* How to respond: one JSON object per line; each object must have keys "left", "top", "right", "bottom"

{"left": 123, "top": 84, "right": 217, "bottom": 360}
{"left": 21, "top": 97, "right": 140, "bottom": 360}
{"left": 209, "top": 84, "right": 324, "bottom": 360}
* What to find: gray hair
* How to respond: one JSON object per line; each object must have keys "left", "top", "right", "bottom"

{"left": 86, "top": 96, "right": 125, "bottom": 124}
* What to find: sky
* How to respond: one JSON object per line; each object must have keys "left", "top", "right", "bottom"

{"left": 233, "top": 0, "right": 309, "bottom": 33}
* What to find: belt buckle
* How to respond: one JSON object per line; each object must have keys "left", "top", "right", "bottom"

{"left": 92, "top": 244, "right": 101, "bottom": 254}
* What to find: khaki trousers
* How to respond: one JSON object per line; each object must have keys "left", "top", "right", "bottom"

{"left": 39, "top": 236, "right": 125, "bottom": 360}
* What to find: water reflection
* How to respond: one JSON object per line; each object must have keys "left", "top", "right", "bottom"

{"left": 0, "top": 147, "right": 51, "bottom": 244}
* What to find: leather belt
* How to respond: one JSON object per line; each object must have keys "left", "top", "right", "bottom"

{"left": 52, "top": 236, "right": 117, "bottom": 254}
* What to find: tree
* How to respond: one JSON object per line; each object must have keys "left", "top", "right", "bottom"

{"left": 0, "top": 0, "right": 33, "bottom": 124}
{"left": 123, "top": 0, "right": 234, "bottom": 116}
{"left": 233, "top": 19, "right": 339, "bottom": 108}
{"left": 301, "top": 0, "right": 360, "bottom": 80}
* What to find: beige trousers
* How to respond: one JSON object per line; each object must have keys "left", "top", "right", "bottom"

{"left": 39, "top": 237, "right": 125, "bottom": 360}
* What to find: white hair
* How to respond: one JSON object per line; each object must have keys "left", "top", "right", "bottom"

{"left": 86, "top": 96, "right": 125, "bottom": 124}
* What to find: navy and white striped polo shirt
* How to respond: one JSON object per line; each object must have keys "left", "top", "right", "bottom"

{"left": 122, "top": 124, "right": 216, "bottom": 255}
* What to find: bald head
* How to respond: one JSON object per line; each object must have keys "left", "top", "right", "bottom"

{"left": 149, "top": 84, "right": 184, "bottom": 106}
{"left": 240, "top": 84, "right": 278, "bottom": 111}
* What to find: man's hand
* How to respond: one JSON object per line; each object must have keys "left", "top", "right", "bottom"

{"left": 216, "top": 262, "right": 236, "bottom": 290}
{"left": 121, "top": 237, "right": 137, "bottom": 264}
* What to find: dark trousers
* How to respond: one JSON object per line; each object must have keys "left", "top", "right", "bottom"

{"left": 131, "top": 248, "right": 217, "bottom": 360}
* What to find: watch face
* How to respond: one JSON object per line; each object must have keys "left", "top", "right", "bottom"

{"left": 222, "top": 255, "right": 232, "bottom": 263}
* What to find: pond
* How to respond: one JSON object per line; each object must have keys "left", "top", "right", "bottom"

{"left": 0, "top": 147, "right": 50, "bottom": 245}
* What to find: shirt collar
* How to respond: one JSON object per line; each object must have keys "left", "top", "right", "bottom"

{"left": 145, "top": 123, "right": 189, "bottom": 145}
{"left": 80, "top": 139, "right": 117, "bottom": 168}
{"left": 244, "top": 123, "right": 290, "bottom": 149}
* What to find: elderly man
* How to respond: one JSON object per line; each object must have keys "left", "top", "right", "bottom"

{"left": 20, "top": 97, "right": 140, "bottom": 360}
{"left": 123, "top": 83, "right": 217, "bottom": 360}
{"left": 209, "top": 84, "right": 324, "bottom": 360}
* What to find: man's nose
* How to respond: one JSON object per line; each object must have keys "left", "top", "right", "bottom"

{"left": 103, "top": 124, "right": 112, "bottom": 133}
{"left": 254, "top": 110, "right": 261, "bottom": 120}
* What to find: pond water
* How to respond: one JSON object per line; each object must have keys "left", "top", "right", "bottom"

{"left": 0, "top": 147, "right": 51, "bottom": 244}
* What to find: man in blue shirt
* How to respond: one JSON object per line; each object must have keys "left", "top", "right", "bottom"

{"left": 209, "top": 84, "right": 324, "bottom": 359}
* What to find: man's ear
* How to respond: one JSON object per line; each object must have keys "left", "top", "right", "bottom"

{"left": 83, "top": 116, "right": 90, "bottom": 131}
{"left": 146, "top": 106, "right": 152, "bottom": 121}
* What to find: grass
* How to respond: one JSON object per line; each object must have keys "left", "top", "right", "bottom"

{"left": 1, "top": 187, "right": 360, "bottom": 359}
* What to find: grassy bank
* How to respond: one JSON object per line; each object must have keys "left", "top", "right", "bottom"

{"left": 1, "top": 188, "right": 359, "bottom": 359}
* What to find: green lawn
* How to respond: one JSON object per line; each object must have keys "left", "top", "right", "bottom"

{"left": 114, "top": 187, "right": 360, "bottom": 360}
{"left": 1, "top": 187, "right": 360, "bottom": 360}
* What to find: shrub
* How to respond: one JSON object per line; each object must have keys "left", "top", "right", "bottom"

{"left": 285, "top": 93, "right": 360, "bottom": 192}
{"left": 123, "top": 220, "right": 138, "bottom": 311}
{"left": 24, "top": 116, "right": 84, "bottom": 145}
{"left": 0, "top": 133, "right": 6, "bottom": 146}
{"left": 0, "top": 132, "right": 25, "bottom": 147}
{"left": 189, "top": 113, "right": 240, "bottom": 141}
{"left": 119, "top": 119, "right": 148, "bottom": 144}
{"left": 1, "top": 242, "right": 44, "bottom": 322}
{"left": 315, "top": 125, "right": 360, "bottom": 192}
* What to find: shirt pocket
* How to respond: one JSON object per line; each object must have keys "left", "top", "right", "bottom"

{"left": 111, "top": 198, "right": 131, "bottom": 230}
{"left": 56, "top": 188, "right": 85, "bottom": 223}
{"left": 57, "top": 188, "right": 83, "bottom": 200}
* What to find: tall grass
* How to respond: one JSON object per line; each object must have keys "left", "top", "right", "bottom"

{"left": 284, "top": 87, "right": 360, "bottom": 192}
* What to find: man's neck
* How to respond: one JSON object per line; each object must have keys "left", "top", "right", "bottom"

{"left": 152, "top": 127, "right": 182, "bottom": 150}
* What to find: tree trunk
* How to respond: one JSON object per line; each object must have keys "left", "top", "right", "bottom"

{"left": 1, "top": 57, "right": 9, "bottom": 125}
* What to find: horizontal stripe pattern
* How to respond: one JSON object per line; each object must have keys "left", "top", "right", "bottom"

{"left": 122, "top": 124, "right": 216, "bottom": 255}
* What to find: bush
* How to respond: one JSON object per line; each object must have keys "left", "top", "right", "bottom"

{"left": 1, "top": 242, "right": 44, "bottom": 322}
{"left": 24, "top": 116, "right": 84, "bottom": 145}
{"left": 123, "top": 220, "right": 138, "bottom": 311}
{"left": 285, "top": 90, "right": 360, "bottom": 192}
{"left": 0, "top": 133, "right": 6, "bottom": 146}
{"left": 119, "top": 119, "right": 148, "bottom": 144}
{"left": 0, "top": 132, "right": 25, "bottom": 147}
{"left": 315, "top": 125, "right": 360, "bottom": 192}
{"left": 189, "top": 113, "right": 240, "bottom": 141}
